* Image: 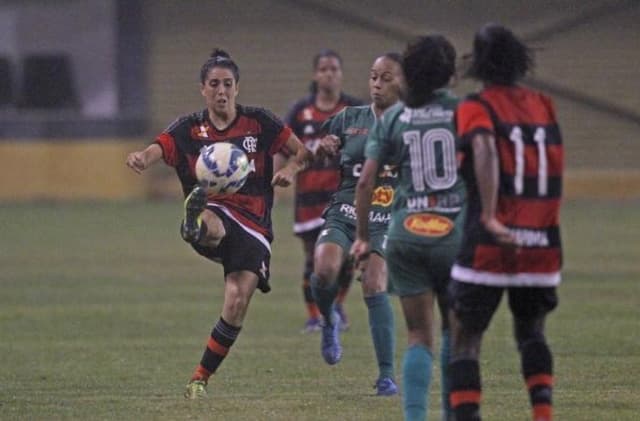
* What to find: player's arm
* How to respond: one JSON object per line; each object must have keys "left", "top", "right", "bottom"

{"left": 351, "top": 157, "right": 380, "bottom": 263}
{"left": 272, "top": 133, "right": 312, "bottom": 187}
{"left": 273, "top": 152, "right": 287, "bottom": 173}
{"left": 472, "top": 132, "right": 516, "bottom": 245}
{"left": 126, "top": 143, "right": 163, "bottom": 174}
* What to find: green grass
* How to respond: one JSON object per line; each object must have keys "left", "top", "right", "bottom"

{"left": 1, "top": 199, "right": 639, "bottom": 420}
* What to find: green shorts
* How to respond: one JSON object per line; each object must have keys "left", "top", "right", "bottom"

{"left": 386, "top": 238, "right": 458, "bottom": 297}
{"left": 316, "top": 204, "right": 388, "bottom": 257}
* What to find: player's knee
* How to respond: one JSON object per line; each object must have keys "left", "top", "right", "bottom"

{"left": 361, "top": 275, "right": 386, "bottom": 295}
{"left": 407, "top": 328, "right": 434, "bottom": 351}
{"left": 514, "top": 317, "right": 546, "bottom": 349}
{"left": 312, "top": 257, "right": 340, "bottom": 287}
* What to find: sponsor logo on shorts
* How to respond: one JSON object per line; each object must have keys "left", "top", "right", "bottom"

{"left": 403, "top": 213, "right": 453, "bottom": 237}
{"left": 371, "top": 186, "right": 394, "bottom": 207}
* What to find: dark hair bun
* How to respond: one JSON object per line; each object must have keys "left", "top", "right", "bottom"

{"left": 210, "top": 48, "right": 231, "bottom": 59}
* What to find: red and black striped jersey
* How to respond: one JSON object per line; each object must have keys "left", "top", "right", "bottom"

{"left": 155, "top": 105, "right": 291, "bottom": 241}
{"left": 452, "top": 85, "right": 563, "bottom": 287}
{"left": 284, "top": 93, "right": 363, "bottom": 233}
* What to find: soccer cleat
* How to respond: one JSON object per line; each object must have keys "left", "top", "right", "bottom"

{"left": 180, "top": 186, "right": 207, "bottom": 243}
{"left": 335, "top": 302, "right": 350, "bottom": 331}
{"left": 321, "top": 311, "right": 342, "bottom": 365}
{"left": 301, "top": 317, "right": 322, "bottom": 334}
{"left": 374, "top": 377, "right": 398, "bottom": 396}
{"left": 184, "top": 379, "right": 207, "bottom": 399}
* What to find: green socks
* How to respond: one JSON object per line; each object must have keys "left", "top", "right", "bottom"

{"left": 364, "top": 293, "right": 395, "bottom": 379}
{"left": 403, "top": 344, "right": 433, "bottom": 421}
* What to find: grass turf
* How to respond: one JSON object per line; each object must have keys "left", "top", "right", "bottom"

{"left": 1, "top": 199, "right": 639, "bottom": 420}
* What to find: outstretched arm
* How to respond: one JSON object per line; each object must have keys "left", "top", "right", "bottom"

{"left": 126, "top": 143, "right": 163, "bottom": 174}
{"left": 271, "top": 133, "right": 312, "bottom": 187}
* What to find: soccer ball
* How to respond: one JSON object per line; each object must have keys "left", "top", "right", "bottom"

{"left": 195, "top": 142, "right": 252, "bottom": 194}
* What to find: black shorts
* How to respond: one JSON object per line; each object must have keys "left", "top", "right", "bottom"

{"left": 449, "top": 280, "right": 558, "bottom": 333}
{"left": 191, "top": 207, "right": 272, "bottom": 293}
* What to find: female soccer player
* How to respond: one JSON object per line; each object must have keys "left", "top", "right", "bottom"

{"left": 352, "top": 36, "right": 463, "bottom": 420}
{"left": 310, "top": 52, "right": 404, "bottom": 396}
{"left": 448, "top": 24, "right": 563, "bottom": 421}
{"left": 126, "top": 49, "right": 311, "bottom": 399}
{"left": 281, "top": 49, "right": 362, "bottom": 333}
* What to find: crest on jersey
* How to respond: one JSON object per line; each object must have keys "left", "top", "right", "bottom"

{"left": 242, "top": 136, "right": 258, "bottom": 153}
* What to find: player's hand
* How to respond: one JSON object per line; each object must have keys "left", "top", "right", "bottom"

{"left": 271, "top": 167, "right": 295, "bottom": 187}
{"left": 482, "top": 217, "right": 517, "bottom": 246}
{"left": 126, "top": 151, "right": 149, "bottom": 174}
{"left": 316, "top": 135, "right": 340, "bottom": 158}
{"left": 350, "top": 239, "right": 371, "bottom": 270}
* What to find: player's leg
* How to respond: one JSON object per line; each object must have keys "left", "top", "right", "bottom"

{"left": 448, "top": 281, "right": 503, "bottom": 421}
{"left": 311, "top": 239, "right": 345, "bottom": 364}
{"left": 509, "top": 287, "right": 558, "bottom": 421}
{"left": 186, "top": 270, "right": 258, "bottom": 399}
{"left": 400, "top": 291, "right": 437, "bottom": 420}
{"left": 386, "top": 240, "right": 436, "bottom": 418}
{"left": 184, "top": 216, "right": 270, "bottom": 399}
{"left": 361, "top": 252, "right": 397, "bottom": 395}
{"left": 180, "top": 186, "right": 226, "bottom": 246}
{"left": 335, "top": 258, "right": 353, "bottom": 330}
{"left": 300, "top": 230, "right": 322, "bottom": 333}
{"left": 437, "top": 290, "right": 453, "bottom": 421}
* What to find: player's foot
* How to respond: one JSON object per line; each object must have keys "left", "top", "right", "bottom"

{"left": 180, "top": 186, "right": 207, "bottom": 243}
{"left": 184, "top": 379, "right": 207, "bottom": 399}
{"left": 335, "top": 302, "right": 350, "bottom": 331}
{"left": 374, "top": 377, "right": 398, "bottom": 396}
{"left": 321, "top": 311, "right": 342, "bottom": 365}
{"left": 301, "top": 316, "right": 322, "bottom": 334}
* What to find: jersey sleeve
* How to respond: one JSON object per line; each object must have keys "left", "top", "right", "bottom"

{"left": 154, "top": 116, "right": 190, "bottom": 167}
{"left": 256, "top": 108, "right": 293, "bottom": 156}
{"left": 456, "top": 100, "right": 494, "bottom": 143}
{"left": 154, "top": 133, "right": 178, "bottom": 167}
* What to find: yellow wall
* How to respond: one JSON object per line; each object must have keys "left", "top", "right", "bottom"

{"left": 0, "top": 141, "right": 639, "bottom": 201}
{"left": 0, "top": 140, "right": 148, "bottom": 201}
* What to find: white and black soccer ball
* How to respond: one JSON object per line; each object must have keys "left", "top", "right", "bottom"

{"left": 195, "top": 142, "right": 252, "bottom": 194}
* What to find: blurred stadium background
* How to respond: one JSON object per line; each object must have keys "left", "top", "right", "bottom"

{"left": 0, "top": 0, "right": 638, "bottom": 201}
{"left": 1, "top": 1, "right": 639, "bottom": 420}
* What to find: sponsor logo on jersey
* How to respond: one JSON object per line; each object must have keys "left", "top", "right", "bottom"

{"left": 371, "top": 186, "right": 394, "bottom": 207}
{"left": 303, "top": 124, "right": 315, "bottom": 135}
{"left": 242, "top": 136, "right": 258, "bottom": 153}
{"left": 403, "top": 213, "right": 453, "bottom": 237}
{"left": 407, "top": 192, "right": 463, "bottom": 213}
{"left": 511, "top": 228, "right": 550, "bottom": 247}
{"left": 399, "top": 106, "right": 454, "bottom": 124}
{"left": 198, "top": 125, "right": 209, "bottom": 138}
{"left": 379, "top": 164, "right": 398, "bottom": 178}
{"left": 303, "top": 108, "right": 313, "bottom": 121}
{"left": 351, "top": 164, "right": 398, "bottom": 179}
{"left": 345, "top": 127, "right": 369, "bottom": 135}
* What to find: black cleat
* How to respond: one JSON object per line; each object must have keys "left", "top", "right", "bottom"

{"left": 180, "top": 186, "right": 207, "bottom": 243}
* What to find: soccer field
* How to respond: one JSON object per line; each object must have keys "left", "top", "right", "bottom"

{"left": 1, "top": 199, "right": 639, "bottom": 420}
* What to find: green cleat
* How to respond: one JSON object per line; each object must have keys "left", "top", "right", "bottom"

{"left": 184, "top": 379, "right": 207, "bottom": 399}
{"left": 180, "top": 186, "right": 207, "bottom": 243}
